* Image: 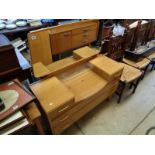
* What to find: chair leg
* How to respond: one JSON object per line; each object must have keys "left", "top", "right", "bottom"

{"left": 132, "top": 77, "right": 141, "bottom": 94}
{"left": 129, "top": 83, "right": 133, "bottom": 89}
{"left": 151, "top": 63, "right": 155, "bottom": 71}
{"left": 116, "top": 82, "right": 126, "bottom": 103}
{"left": 141, "top": 65, "right": 149, "bottom": 80}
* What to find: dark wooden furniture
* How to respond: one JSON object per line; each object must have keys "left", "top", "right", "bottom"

{"left": 124, "top": 20, "right": 155, "bottom": 61}
{"left": 144, "top": 20, "right": 155, "bottom": 44}
{"left": 0, "top": 34, "right": 32, "bottom": 83}
{"left": 116, "top": 63, "right": 143, "bottom": 103}
{"left": 100, "top": 35, "right": 127, "bottom": 62}
{"left": 150, "top": 58, "right": 155, "bottom": 71}
{"left": 125, "top": 26, "right": 137, "bottom": 51}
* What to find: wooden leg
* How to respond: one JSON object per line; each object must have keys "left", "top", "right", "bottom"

{"left": 129, "top": 83, "right": 133, "bottom": 89}
{"left": 34, "top": 118, "right": 45, "bottom": 135}
{"left": 141, "top": 65, "right": 148, "bottom": 80}
{"left": 132, "top": 78, "right": 141, "bottom": 94}
{"left": 151, "top": 63, "right": 155, "bottom": 71}
{"left": 116, "top": 82, "right": 126, "bottom": 103}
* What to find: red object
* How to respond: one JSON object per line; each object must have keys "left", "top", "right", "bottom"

{"left": 0, "top": 80, "right": 35, "bottom": 121}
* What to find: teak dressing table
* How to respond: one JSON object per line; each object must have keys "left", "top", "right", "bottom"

{"left": 30, "top": 47, "right": 124, "bottom": 134}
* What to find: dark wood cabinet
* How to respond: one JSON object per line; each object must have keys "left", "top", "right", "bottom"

{"left": 0, "top": 34, "right": 32, "bottom": 83}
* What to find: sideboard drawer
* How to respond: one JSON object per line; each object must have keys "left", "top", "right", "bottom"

{"left": 87, "top": 30, "right": 98, "bottom": 42}
{"left": 72, "top": 24, "right": 98, "bottom": 35}
{"left": 72, "top": 34, "right": 89, "bottom": 48}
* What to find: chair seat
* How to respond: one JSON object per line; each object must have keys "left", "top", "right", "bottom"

{"left": 119, "top": 63, "right": 142, "bottom": 83}
{"left": 147, "top": 51, "right": 155, "bottom": 59}
{"left": 123, "top": 58, "right": 150, "bottom": 69}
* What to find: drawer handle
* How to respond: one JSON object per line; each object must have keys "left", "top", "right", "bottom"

{"left": 59, "top": 115, "right": 69, "bottom": 122}
{"left": 83, "top": 29, "right": 89, "bottom": 32}
{"left": 63, "top": 33, "right": 70, "bottom": 37}
{"left": 81, "top": 40, "right": 88, "bottom": 44}
{"left": 58, "top": 105, "right": 70, "bottom": 113}
{"left": 83, "top": 34, "right": 88, "bottom": 37}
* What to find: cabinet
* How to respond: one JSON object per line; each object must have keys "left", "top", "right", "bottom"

{"left": 50, "top": 31, "right": 72, "bottom": 55}
{"left": 0, "top": 34, "right": 32, "bottom": 83}
{"left": 50, "top": 22, "right": 99, "bottom": 55}
{"left": 28, "top": 20, "right": 99, "bottom": 65}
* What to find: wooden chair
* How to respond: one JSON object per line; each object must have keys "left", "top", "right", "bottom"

{"left": 125, "top": 28, "right": 137, "bottom": 51}
{"left": 100, "top": 35, "right": 127, "bottom": 62}
{"left": 145, "top": 51, "right": 155, "bottom": 71}
{"left": 116, "top": 63, "right": 143, "bottom": 103}
{"left": 144, "top": 20, "right": 155, "bottom": 44}
{"left": 123, "top": 57, "right": 150, "bottom": 79}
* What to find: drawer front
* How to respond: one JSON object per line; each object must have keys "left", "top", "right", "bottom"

{"left": 72, "top": 34, "right": 89, "bottom": 48}
{"left": 48, "top": 97, "right": 74, "bottom": 120}
{"left": 72, "top": 29, "right": 97, "bottom": 49}
{"left": 50, "top": 31, "right": 72, "bottom": 54}
{"left": 72, "top": 24, "right": 97, "bottom": 35}
{"left": 87, "top": 30, "right": 97, "bottom": 42}
{"left": 52, "top": 113, "right": 71, "bottom": 127}
{"left": 52, "top": 82, "right": 118, "bottom": 134}
{"left": 52, "top": 119, "right": 72, "bottom": 134}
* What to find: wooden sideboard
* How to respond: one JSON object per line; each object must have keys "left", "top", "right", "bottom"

{"left": 28, "top": 20, "right": 99, "bottom": 65}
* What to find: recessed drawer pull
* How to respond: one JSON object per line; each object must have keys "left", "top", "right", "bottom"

{"left": 83, "top": 29, "right": 89, "bottom": 32}
{"left": 83, "top": 34, "right": 88, "bottom": 37}
{"left": 63, "top": 34, "right": 70, "bottom": 37}
{"left": 81, "top": 40, "right": 88, "bottom": 44}
{"left": 58, "top": 105, "right": 70, "bottom": 113}
{"left": 59, "top": 115, "right": 69, "bottom": 122}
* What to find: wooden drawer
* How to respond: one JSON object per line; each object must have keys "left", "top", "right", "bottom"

{"left": 48, "top": 99, "right": 74, "bottom": 120}
{"left": 50, "top": 31, "right": 72, "bottom": 55}
{"left": 52, "top": 113, "right": 71, "bottom": 127}
{"left": 72, "top": 24, "right": 97, "bottom": 35}
{"left": 72, "top": 30, "right": 97, "bottom": 49}
{"left": 72, "top": 34, "right": 89, "bottom": 48}
{"left": 87, "top": 30, "right": 97, "bottom": 42}
{"left": 50, "top": 81, "right": 119, "bottom": 134}
{"left": 52, "top": 117, "right": 72, "bottom": 134}
{"left": 52, "top": 83, "right": 118, "bottom": 134}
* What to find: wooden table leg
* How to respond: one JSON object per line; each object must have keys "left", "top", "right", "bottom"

{"left": 34, "top": 118, "right": 45, "bottom": 135}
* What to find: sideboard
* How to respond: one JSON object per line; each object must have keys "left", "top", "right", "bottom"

{"left": 28, "top": 20, "right": 99, "bottom": 65}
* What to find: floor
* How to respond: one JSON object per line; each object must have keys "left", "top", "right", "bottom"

{"left": 62, "top": 66, "right": 155, "bottom": 135}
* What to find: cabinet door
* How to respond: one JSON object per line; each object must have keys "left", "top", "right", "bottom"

{"left": 50, "top": 31, "right": 72, "bottom": 55}
{"left": 87, "top": 30, "right": 98, "bottom": 42}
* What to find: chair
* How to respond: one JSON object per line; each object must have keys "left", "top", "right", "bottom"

{"left": 100, "top": 35, "right": 127, "bottom": 62}
{"left": 116, "top": 63, "right": 143, "bottom": 103}
{"left": 122, "top": 57, "right": 150, "bottom": 79}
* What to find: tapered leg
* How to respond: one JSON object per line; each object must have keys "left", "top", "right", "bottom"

{"left": 132, "top": 78, "right": 141, "bottom": 94}
{"left": 34, "top": 118, "right": 45, "bottom": 135}
{"left": 116, "top": 82, "right": 126, "bottom": 103}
